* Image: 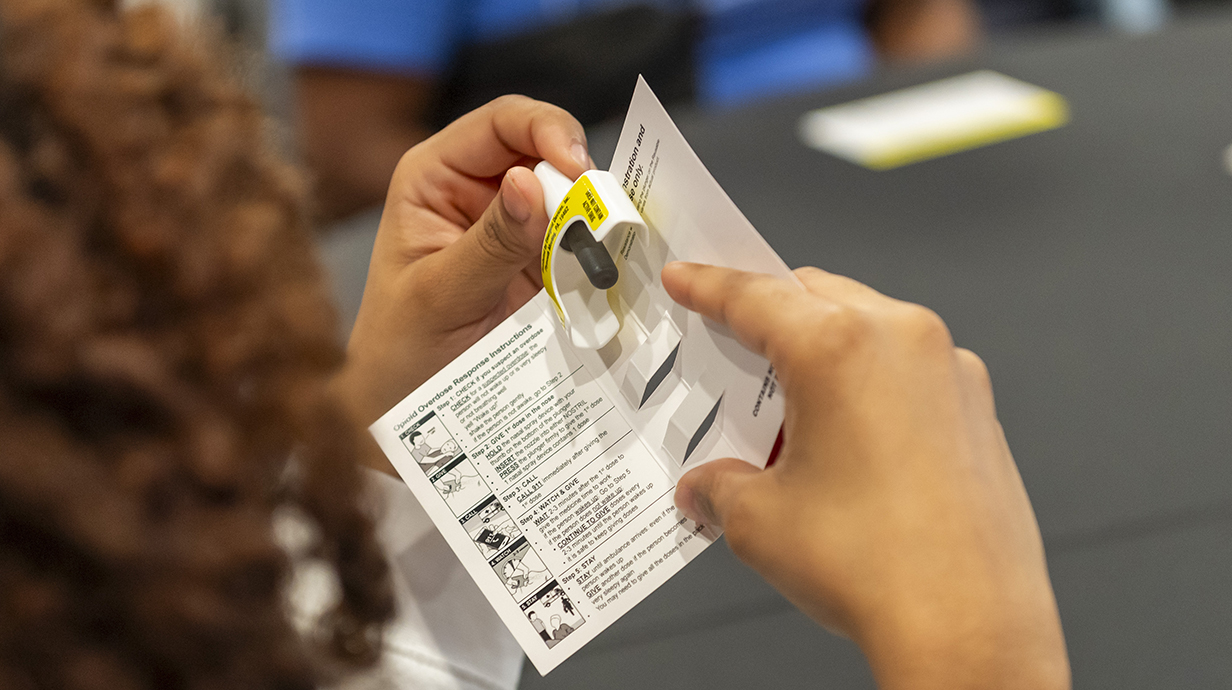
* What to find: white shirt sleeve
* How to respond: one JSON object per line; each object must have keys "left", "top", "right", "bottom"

{"left": 332, "top": 469, "right": 526, "bottom": 690}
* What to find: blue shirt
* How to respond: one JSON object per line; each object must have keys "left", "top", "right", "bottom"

{"left": 271, "top": 0, "right": 873, "bottom": 107}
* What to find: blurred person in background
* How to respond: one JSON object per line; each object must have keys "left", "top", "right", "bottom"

{"left": 0, "top": 1, "right": 584, "bottom": 686}
{"left": 270, "top": 0, "right": 982, "bottom": 221}
{"left": 0, "top": 1, "right": 1067, "bottom": 690}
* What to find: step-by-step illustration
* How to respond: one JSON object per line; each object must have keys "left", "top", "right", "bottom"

{"left": 432, "top": 455, "right": 489, "bottom": 516}
{"left": 491, "top": 537, "right": 551, "bottom": 601}
{"left": 400, "top": 411, "right": 461, "bottom": 475}
{"left": 372, "top": 78, "right": 790, "bottom": 674}
{"left": 460, "top": 496, "right": 522, "bottom": 558}
{"left": 399, "top": 412, "right": 497, "bottom": 515}
{"left": 521, "top": 581, "right": 585, "bottom": 649}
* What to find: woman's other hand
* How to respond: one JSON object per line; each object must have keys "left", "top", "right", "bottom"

{"left": 663, "top": 262, "right": 1070, "bottom": 690}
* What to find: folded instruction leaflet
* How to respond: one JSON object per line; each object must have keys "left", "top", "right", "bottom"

{"left": 370, "top": 77, "right": 795, "bottom": 674}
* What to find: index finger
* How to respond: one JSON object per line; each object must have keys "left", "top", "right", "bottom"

{"left": 661, "top": 262, "right": 815, "bottom": 361}
{"left": 429, "top": 95, "right": 591, "bottom": 182}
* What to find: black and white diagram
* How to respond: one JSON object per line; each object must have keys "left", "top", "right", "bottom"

{"left": 460, "top": 496, "right": 522, "bottom": 558}
{"left": 369, "top": 78, "right": 792, "bottom": 674}
{"left": 432, "top": 455, "right": 490, "bottom": 516}
{"left": 399, "top": 412, "right": 462, "bottom": 476}
{"left": 491, "top": 537, "right": 551, "bottom": 601}
{"left": 521, "top": 581, "right": 585, "bottom": 649}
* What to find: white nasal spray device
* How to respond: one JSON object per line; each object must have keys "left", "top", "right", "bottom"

{"left": 535, "top": 161, "right": 647, "bottom": 349}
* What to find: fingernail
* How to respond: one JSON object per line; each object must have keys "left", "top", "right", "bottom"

{"left": 571, "top": 140, "right": 590, "bottom": 170}
{"left": 501, "top": 170, "right": 532, "bottom": 223}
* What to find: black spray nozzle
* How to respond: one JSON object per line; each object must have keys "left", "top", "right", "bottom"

{"left": 560, "top": 220, "right": 618, "bottom": 290}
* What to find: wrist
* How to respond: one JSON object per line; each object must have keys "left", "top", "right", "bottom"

{"left": 857, "top": 596, "right": 1070, "bottom": 690}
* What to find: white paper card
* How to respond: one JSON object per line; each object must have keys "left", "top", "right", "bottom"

{"left": 799, "top": 70, "right": 1068, "bottom": 169}
{"left": 369, "top": 77, "right": 792, "bottom": 674}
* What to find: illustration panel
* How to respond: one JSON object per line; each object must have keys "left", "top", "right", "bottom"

{"left": 432, "top": 455, "right": 491, "bottom": 516}
{"left": 399, "top": 411, "right": 462, "bottom": 476}
{"left": 491, "top": 537, "right": 551, "bottom": 601}
{"left": 520, "top": 581, "right": 585, "bottom": 649}
{"left": 460, "top": 496, "right": 523, "bottom": 559}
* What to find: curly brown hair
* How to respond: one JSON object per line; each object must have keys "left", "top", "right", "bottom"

{"left": 0, "top": 1, "right": 394, "bottom": 688}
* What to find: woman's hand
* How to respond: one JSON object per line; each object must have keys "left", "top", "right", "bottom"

{"left": 334, "top": 96, "right": 591, "bottom": 470}
{"left": 662, "top": 262, "right": 1070, "bottom": 690}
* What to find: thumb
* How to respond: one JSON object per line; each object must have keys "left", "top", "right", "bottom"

{"left": 674, "top": 457, "right": 764, "bottom": 529}
{"left": 427, "top": 166, "right": 548, "bottom": 320}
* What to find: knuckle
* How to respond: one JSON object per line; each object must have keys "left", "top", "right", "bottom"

{"left": 895, "top": 304, "right": 954, "bottom": 354}
{"left": 720, "top": 272, "right": 770, "bottom": 318}
{"left": 404, "top": 262, "right": 445, "bottom": 310}
{"left": 793, "top": 266, "right": 866, "bottom": 298}
{"left": 823, "top": 304, "right": 873, "bottom": 347}
{"left": 488, "top": 94, "right": 576, "bottom": 130}
{"left": 487, "top": 93, "right": 532, "bottom": 111}
{"left": 792, "top": 266, "right": 827, "bottom": 286}
{"left": 712, "top": 273, "right": 764, "bottom": 324}
{"left": 477, "top": 213, "right": 525, "bottom": 261}
{"left": 786, "top": 304, "right": 872, "bottom": 367}
{"left": 956, "top": 347, "right": 993, "bottom": 394}
{"left": 526, "top": 96, "right": 577, "bottom": 124}
{"left": 392, "top": 144, "right": 425, "bottom": 179}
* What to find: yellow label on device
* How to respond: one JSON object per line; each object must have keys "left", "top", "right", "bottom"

{"left": 541, "top": 175, "right": 608, "bottom": 321}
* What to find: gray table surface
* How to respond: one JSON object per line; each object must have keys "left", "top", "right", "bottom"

{"left": 316, "top": 12, "right": 1232, "bottom": 687}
